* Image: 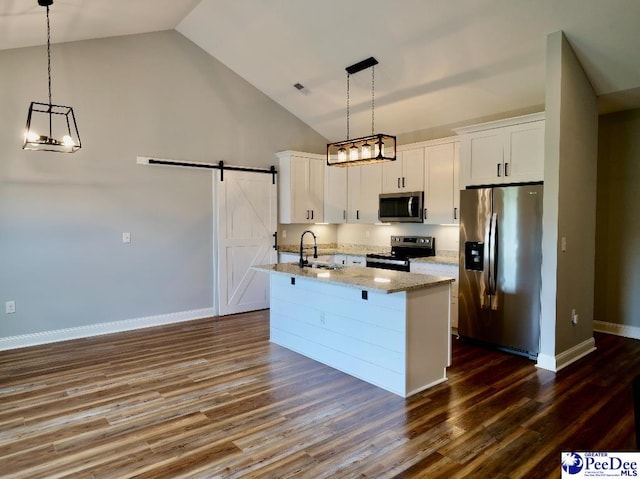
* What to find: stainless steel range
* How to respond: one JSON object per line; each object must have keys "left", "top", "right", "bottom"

{"left": 365, "top": 236, "right": 436, "bottom": 271}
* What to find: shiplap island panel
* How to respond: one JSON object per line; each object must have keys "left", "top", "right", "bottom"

{"left": 253, "top": 264, "right": 453, "bottom": 397}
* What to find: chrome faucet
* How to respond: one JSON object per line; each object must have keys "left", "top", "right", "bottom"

{"left": 299, "top": 230, "right": 318, "bottom": 267}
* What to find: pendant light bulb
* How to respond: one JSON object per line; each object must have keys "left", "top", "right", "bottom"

{"left": 337, "top": 147, "right": 347, "bottom": 162}
{"left": 349, "top": 144, "right": 359, "bottom": 161}
{"left": 25, "top": 130, "right": 40, "bottom": 143}
{"left": 361, "top": 141, "right": 371, "bottom": 159}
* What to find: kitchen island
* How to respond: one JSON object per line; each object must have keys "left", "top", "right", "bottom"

{"left": 254, "top": 263, "right": 453, "bottom": 398}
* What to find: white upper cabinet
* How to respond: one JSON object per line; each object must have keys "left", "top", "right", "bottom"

{"left": 456, "top": 113, "right": 545, "bottom": 187}
{"left": 424, "top": 140, "right": 460, "bottom": 225}
{"left": 382, "top": 148, "right": 424, "bottom": 193}
{"left": 277, "top": 151, "right": 324, "bottom": 224}
{"left": 347, "top": 163, "right": 383, "bottom": 223}
{"left": 324, "top": 163, "right": 347, "bottom": 224}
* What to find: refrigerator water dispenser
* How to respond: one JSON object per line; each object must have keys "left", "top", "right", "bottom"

{"left": 464, "top": 242, "right": 484, "bottom": 271}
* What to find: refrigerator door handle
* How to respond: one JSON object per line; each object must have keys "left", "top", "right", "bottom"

{"left": 488, "top": 212, "right": 498, "bottom": 295}
{"left": 483, "top": 214, "right": 492, "bottom": 295}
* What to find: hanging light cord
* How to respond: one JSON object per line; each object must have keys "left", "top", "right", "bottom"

{"left": 346, "top": 73, "right": 350, "bottom": 140}
{"left": 46, "top": 4, "right": 52, "bottom": 108}
{"left": 371, "top": 65, "right": 375, "bottom": 135}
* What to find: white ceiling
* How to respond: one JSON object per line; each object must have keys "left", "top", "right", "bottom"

{"left": 3, "top": 0, "right": 640, "bottom": 141}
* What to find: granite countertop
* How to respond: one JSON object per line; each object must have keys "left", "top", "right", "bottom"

{"left": 411, "top": 255, "right": 458, "bottom": 266}
{"left": 253, "top": 263, "right": 453, "bottom": 294}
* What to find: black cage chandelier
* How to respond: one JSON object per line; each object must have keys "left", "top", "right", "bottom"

{"left": 327, "top": 57, "right": 396, "bottom": 167}
{"left": 23, "top": 0, "right": 81, "bottom": 153}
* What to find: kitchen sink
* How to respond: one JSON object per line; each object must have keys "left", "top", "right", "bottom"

{"left": 306, "top": 262, "right": 345, "bottom": 270}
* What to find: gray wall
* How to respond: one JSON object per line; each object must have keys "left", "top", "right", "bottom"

{"left": 540, "top": 31, "right": 598, "bottom": 362}
{"left": 595, "top": 109, "right": 640, "bottom": 329}
{"left": 0, "top": 30, "right": 326, "bottom": 338}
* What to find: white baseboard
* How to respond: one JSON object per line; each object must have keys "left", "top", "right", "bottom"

{"left": 594, "top": 320, "right": 640, "bottom": 340}
{"left": 0, "top": 307, "right": 216, "bottom": 351}
{"left": 536, "top": 337, "right": 596, "bottom": 372}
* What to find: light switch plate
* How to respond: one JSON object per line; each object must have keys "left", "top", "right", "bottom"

{"left": 122, "top": 232, "right": 131, "bottom": 244}
{"left": 6, "top": 300, "right": 15, "bottom": 314}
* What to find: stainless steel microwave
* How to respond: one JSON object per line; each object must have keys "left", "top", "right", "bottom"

{"left": 378, "top": 191, "right": 424, "bottom": 223}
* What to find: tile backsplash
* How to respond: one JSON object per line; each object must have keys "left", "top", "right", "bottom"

{"left": 279, "top": 223, "right": 459, "bottom": 252}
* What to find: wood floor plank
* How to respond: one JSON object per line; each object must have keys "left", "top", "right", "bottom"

{"left": 1, "top": 312, "right": 638, "bottom": 478}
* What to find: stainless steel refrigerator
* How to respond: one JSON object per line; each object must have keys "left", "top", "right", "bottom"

{"left": 458, "top": 184, "right": 543, "bottom": 358}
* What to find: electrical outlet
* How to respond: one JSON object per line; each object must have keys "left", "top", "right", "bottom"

{"left": 122, "top": 232, "right": 131, "bottom": 244}
{"left": 571, "top": 309, "right": 579, "bottom": 325}
{"left": 5, "top": 300, "right": 16, "bottom": 314}
{"left": 282, "top": 230, "right": 287, "bottom": 239}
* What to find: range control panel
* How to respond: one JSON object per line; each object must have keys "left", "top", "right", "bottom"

{"left": 390, "top": 235, "right": 434, "bottom": 249}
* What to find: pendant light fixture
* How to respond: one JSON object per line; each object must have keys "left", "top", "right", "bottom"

{"left": 327, "top": 57, "right": 396, "bottom": 167}
{"left": 23, "top": 0, "right": 81, "bottom": 153}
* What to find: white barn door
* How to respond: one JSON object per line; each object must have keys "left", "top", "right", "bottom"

{"left": 216, "top": 170, "right": 277, "bottom": 315}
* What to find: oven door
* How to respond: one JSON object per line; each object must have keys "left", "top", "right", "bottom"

{"left": 365, "top": 255, "right": 410, "bottom": 272}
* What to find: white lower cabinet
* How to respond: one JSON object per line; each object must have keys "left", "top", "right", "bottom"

{"left": 410, "top": 262, "right": 458, "bottom": 329}
{"left": 346, "top": 255, "right": 366, "bottom": 266}
{"left": 268, "top": 272, "right": 450, "bottom": 397}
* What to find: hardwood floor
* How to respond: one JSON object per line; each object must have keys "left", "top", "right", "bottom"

{"left": 1, "top": 310, "right": 638, "bottom": 478}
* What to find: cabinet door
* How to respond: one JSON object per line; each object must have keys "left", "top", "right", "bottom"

{"left": 453, "top": 142, "right": 460, "bottom": 223}
{"left": 347, "top": 164, "right": 382, "bottom": 223}
{"left": 402, "top": 148, "right": 424, "bottom": 192}
{"left": 324, "top": 165, "right": 347, "bottom": 223}
{"left": 382, "top": 149, "right": 423, "bottom": 192}
{"left": 346, "top": 167, "right": 362, "bottom": 223}
{"left": 346, "top": 255, "right": 366, "bottom": 266}
{"left": 425, "top": 142, "right": 456, "bottom": 224}
{"left": 504, "top": 121, "right": 544, "bottom": 183}
{"left": 289, "top": 157, "right": 312, "bottom": 223}
{"left": 464, "top": 129, "right": 504, "bottom": 186}
{"left": 308, "top": 158, "right": 325, "bottom": 222}
{"left": 358, "top": 163, "right": 383, "bottom": 223}
{"left": 382, "top": 155, "right": 404, "bottom": 193}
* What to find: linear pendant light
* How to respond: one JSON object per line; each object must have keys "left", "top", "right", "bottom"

{"left": 327, "top": 57, "right": 396, "bottom": 167}
{"left": 23, "top": 0, "right": 81, "bottom": 153}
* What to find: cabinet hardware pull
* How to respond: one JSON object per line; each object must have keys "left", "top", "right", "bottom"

{"left": 356, "top": 210, "right": 360, "bottom": 220}
{"left": 505, "top": 162, "right": 509, "bottom": 177}
{"left": 424, "top": 208, "right": 427, "bottom": 219}
{"left": 343, "top": 210, "right": 346, "bottom": 220}
{"left": 311, "top": 210, "right": 314, "bottom": 220}
{"left": 397, "top": 177, "right": 401, "bottom": 189}
{"left": 454, "top": 207, "right": 458, "bottom": 220}
{"left": 497, "top": 163, "right": 501, "bottom": 177}
{"left": 273, "top": 232, "right": 278, "bottom": 251}
{"left": 402, "top": 177, "right": 405, "bottom": 188}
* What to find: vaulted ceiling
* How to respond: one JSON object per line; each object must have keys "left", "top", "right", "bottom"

{"left": 2, "top": 0, "right": 640, "bottom": 141}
